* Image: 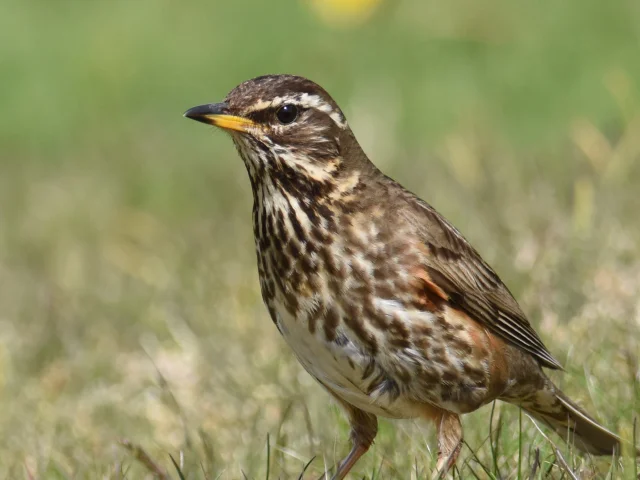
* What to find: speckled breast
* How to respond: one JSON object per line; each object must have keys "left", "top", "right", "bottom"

{"left": 252, "top": 186, "right": 499, "bottom": 417}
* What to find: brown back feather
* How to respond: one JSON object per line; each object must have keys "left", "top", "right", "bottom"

{"left": 394, "top": 186, "right": 563, "bottom": 370}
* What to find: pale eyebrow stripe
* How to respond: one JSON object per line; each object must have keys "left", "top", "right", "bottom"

{"left": 242, "top": 94, "right": 347, "bottom": 128}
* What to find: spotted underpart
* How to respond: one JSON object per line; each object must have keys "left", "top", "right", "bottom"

{"left": 198, "top": 74, "right": 624, "bottom": 465}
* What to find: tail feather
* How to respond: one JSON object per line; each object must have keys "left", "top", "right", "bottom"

{"left": 517, "top": 379, "right": 632, "bottom": 456}
{"left": 526, "top": 389, "right": 621, "bottom": 455}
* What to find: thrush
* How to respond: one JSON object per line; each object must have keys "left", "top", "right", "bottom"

{"left": 185, "top": 75, "right": 631, "bottom": 479}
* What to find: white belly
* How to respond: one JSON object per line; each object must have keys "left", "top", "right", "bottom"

{"left": 273, "top": 302, "right": 421, "bottom": 419}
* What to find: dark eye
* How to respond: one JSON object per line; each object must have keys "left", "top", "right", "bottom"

{"left": 276, "top": 104, "right": 298, "bottom": 124}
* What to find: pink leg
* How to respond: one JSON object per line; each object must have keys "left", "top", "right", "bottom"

{"left": 432, "top": 412, "right": 463, "bottom": 479}
{"left": 322, "top": 393, "right": 378, "bottom": 480}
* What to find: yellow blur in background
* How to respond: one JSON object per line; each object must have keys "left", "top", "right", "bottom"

{"left": 310, "top": 0, "right": 383, "bottom": 25}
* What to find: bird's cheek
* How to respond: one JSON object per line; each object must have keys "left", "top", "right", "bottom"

{"left": 245, "top": 129, "right": 272, "bottom": 146}
{"left": 269, "top": 125, "right": 286, "bottom": 136}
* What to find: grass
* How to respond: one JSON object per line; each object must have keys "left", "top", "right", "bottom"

{"left": 1, "top": 0, "right": 639, "bottom": 477}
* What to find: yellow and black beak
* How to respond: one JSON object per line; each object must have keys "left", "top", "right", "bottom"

{"left": 184, "top": 102, "right": 256, "bottom": 133}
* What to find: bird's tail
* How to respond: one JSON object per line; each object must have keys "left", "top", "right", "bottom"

{"left": 514, "top": 378, "right": 626, "bottom": 456}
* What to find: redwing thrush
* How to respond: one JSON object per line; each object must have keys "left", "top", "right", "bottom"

{"left": 185, "top": 75, "right": 631, "bottom": 478}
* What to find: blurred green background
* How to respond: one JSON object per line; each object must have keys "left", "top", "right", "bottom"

{"left": 1, "top": 0, "right": 639, "bottom": 478}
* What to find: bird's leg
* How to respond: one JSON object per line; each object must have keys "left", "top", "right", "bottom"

{"left": 432, "top": 412, "right": 463, "bottom": 479}
{"left": 419, "top": 404, "right": 463, "bottom": 479}
{"left": 331, "top": 443, "right": 369, "bottom": 480}
{"left": 325, "top": 394, "right": 378, "bottom": 480}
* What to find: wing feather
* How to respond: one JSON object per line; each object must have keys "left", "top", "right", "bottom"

{"left": 404, "top": 196, "right": 562, "bottom": 370}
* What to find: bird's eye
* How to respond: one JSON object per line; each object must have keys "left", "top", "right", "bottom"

{"left": 276, "top": 104, "right": 298, "bottom": 124}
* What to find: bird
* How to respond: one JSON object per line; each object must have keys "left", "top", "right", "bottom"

{"left": 184, "top": 74, "right": 630, "bottom": 479}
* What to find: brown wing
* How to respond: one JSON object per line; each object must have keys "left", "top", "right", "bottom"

{"left": 404, "top": 196, "right": 562, "bottom": 370}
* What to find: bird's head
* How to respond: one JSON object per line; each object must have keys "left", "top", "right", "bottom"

{"left": 185, "top": 75, "right": 370, "bottom": 194}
